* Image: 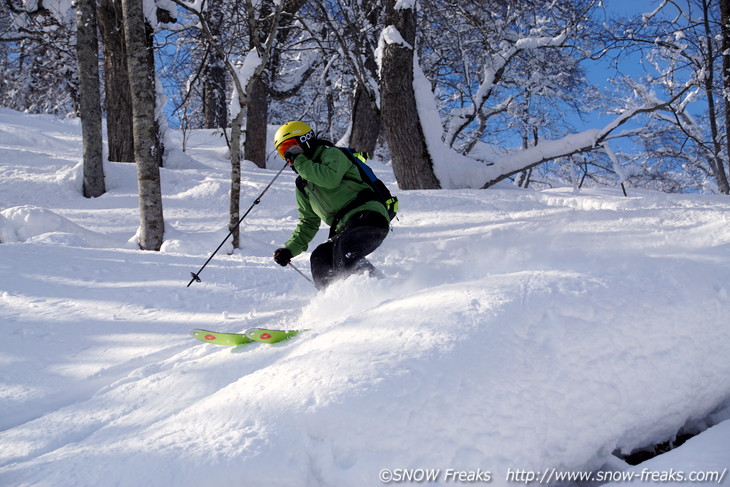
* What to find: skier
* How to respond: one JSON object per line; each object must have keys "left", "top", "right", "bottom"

{"left": 272, "top": 121, "right": 390, "bottom": 289}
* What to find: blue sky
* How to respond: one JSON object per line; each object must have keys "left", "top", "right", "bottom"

{"left": 608, "top": 0, "right": 651, "bottom": 16}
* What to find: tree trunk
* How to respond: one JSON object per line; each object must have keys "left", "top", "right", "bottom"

{"left": 97, "top": 0, "right": 135, "bottom": 162}
{"left": 76, "top": 0, "right": 105, "bottom": 198}
{"left": 229, "top": 106, "right": 245, "bottom": 249}
{"left": 202, "top": 0, "right": 227, "bottom": 129}
{"left": 144, "top": 21, "right": 164, "bottom": 169}
{"left": 349, "top": 82, "right": 380, "bottom": 155}
{"left": 720, "top": 0, "right": 730, "bottom": 193}
{"left": 121, "top": 0, "right": 164, "bottom": 250}
{"left": 203, "top": 59, "right": 228, "bottom": 129}
{"left": 702, "top": 0, "right": 730, "bottom": 194}
{"left": 244, "top": 76, "right": 268, "bottom": 168}
{"left": 349, "top": 0, "right": 381, "bottom": 155}
{"left": 380, "top": 0, "right": 440, "bottom": 190}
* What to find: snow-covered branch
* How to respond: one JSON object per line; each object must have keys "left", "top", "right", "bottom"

{"left": 443, "top": 5, "right": 590, "bottom": 149}
{"left": 479, "top": 83, "right": 694, "bottom": 188}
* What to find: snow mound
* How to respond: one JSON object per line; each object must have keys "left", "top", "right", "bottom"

{"left": 164, "top": 147, "right": 211, "bottom": 170}
{"left": 0, "top": 206, "right": 120, "bottom": 248}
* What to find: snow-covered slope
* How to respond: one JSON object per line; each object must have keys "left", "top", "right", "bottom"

{"left": 1, "top": 108, "right": 729, "bottom": 486}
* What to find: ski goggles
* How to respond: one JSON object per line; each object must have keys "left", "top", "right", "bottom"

{"left": 277, "top": 138, "right": 299, "bottom": 159}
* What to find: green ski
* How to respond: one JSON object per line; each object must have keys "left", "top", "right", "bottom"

{"left": 244, "top": 328, "right": 300, "bottom": 343}
{"left": 190, "top": 328, "right": 301, "bottom": 346}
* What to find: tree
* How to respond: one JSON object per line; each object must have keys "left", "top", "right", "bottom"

{"left": 347, "top": 0, "right": 383, "bottom": 154}
{"left": 75, "top": 0, "right": 105, "bottom": 198}
{"left": 246, "top": 0, "right": 310, "bottom": 168}
{"left": 97, "top": 0, "right": 135, "bottom": 162}
{"left": 243, "top": 0, "right": 275, "bottom": 170}
{"left": 602, "top": 0, "right": 730, "bottom": 194}
{"left": 6, "top": 0, "right": 730, "bottom": 196}
{"left": 304, "top": 0, "right": 383, "bottom": 154}
{"left": 699, "top": 0, "right": 730, "bottom": 193}
{"left": 380, "top": 0, "right": 440, "bottom": 190}
{"left": 227, "top": 0, "right": 283, "bottom": 247}
{"left": 420, "top": 0, "right": 595, "bottom": 151}
{"left": 722, "top": 0, "right": 730, "bottom": 182}
{"left": 244, "top": 76, "right": 267, "bottom": 167}
{"left": 173, "top": 0, "right": 285, "bottom": 248}
{"left": 201, "top": 0, "right": 227, "bottom": 129}
{"left": 376, "top": 0, "right": 610, "bottom": 190}
{"left": 1, "top": 0, "right": 77, "bottom": 115}
{"left": 121, "top": 0, "right": 164, "bottom": 250}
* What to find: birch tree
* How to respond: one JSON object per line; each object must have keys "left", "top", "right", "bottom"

{"left": 121, "top": 0, "right": 164, "bottom": 250}
{"left": 75, "top": 0, "right": 105, "bottom": 198}
{"left": 173, "top": 0, "right": 285, "bottom": 248}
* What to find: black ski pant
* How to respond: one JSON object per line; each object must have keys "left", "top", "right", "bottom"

{"left": 310, "top": 210, "right": 389, "bottom": 289}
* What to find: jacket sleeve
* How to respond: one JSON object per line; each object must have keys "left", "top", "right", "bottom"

{"left": 284, "top": 187, "right": 321, "bottom": 257}
{"left": 292, "top": 147, "right": 352, "bottom": 189}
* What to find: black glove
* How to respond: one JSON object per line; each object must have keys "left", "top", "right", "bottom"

{"left": 284, "top": 145, "right": 304, "bottom": 164}
{"left": 273, "top": 247, "right": 292, "bottom": 267}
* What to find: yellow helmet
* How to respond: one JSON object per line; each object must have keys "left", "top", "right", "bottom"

{"left": 273, "top": 121, "right": 314, "bottom": 158}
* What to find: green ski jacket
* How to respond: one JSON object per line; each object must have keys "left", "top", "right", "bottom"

{"left": 284, "top": 144, "right": 389, "bottom": 257}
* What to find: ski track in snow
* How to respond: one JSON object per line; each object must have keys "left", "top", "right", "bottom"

{"left": 1, "top": 108, "right": 730, "bottom": 486}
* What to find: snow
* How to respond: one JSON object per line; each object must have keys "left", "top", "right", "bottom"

{"left": 394, "top": 0, "right": 417, "bottom": 10}
{"left": 51, "top": 0, "right": 75, "bottom": 21}
{"left": 607, "top": 420, "right": 730, "bottom": 486}
{"left": 377, "top": 25, "right": 413, "bottom": 55}
{"left": 413, "top": 58, "right": 493, "bottom": 188}
{"left": 229, "top": 49, "right": 263, "bottom": 119}
{"left": 1, "top": 107, "right": 730, "bottom": 486}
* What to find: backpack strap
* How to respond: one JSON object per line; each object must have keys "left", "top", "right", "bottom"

{"left": 338, "top": 147, "right": 398, "bottom": 220}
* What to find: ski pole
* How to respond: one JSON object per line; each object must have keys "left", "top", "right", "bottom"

{"left": 289, "top": 262, "right": 315, "bottom": 287}
{"left": 188, "top": 161, "right": 289, "bottom": 287}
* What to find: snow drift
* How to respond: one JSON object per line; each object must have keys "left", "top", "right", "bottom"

{"left": 1, "top": 108, "right": 729, "bottom": 486}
